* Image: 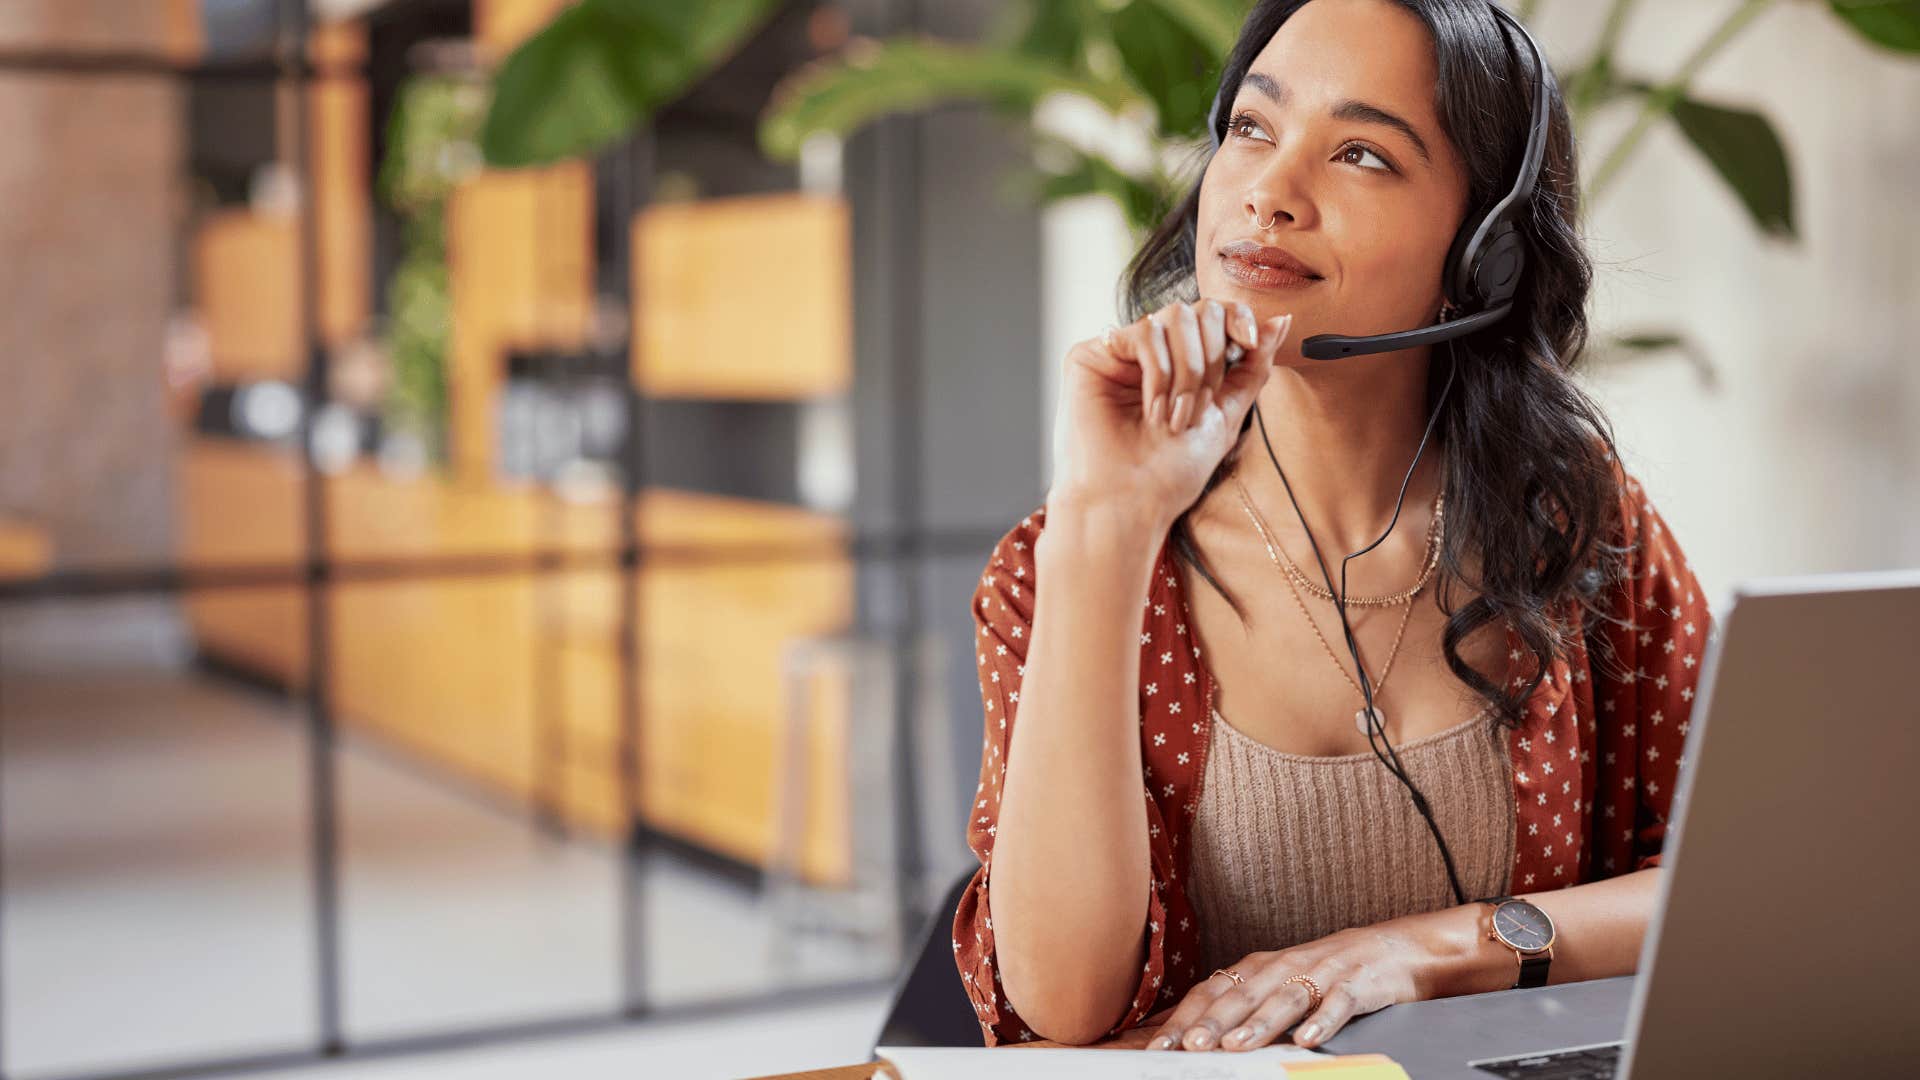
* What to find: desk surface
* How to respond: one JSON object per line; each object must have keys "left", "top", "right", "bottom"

{"left": 749, "top": 978, "right": 1639, "bottom": 1080}
{"left": 749, "top": 1011, "right": 1170, "bottom": 1080}
{"left": 748, "top": 1068, "right": 878, "bottom": 1080}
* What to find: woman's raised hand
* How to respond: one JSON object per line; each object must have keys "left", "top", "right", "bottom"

{"left": 1048, "top": 297, "right": 1293, "bottom": 527}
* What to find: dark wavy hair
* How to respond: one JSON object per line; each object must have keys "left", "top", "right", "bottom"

{"left": 1123, "top": 0, "right": 1634, "bottom": 727}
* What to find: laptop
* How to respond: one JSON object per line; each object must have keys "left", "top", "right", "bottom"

{"left": 1320, "top": 569, "right": 1920, "bottom": 1078}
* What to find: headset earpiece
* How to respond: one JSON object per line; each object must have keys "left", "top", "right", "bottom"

{"left": 1470, "top": 220, "right": 1527, "bottom": 309}
{"left": 1443, "top": 208, "right": 1527, "bottom": 312}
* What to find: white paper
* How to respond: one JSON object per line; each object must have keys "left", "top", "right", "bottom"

{"left": 874, "top": 1044, "right": 1330, "bottom": 1080}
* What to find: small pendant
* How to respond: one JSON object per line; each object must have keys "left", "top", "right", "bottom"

{"left": 1355, "top": 705, "right": 1385, "bottom": 736}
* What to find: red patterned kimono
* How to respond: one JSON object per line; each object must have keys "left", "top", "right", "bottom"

{"left": 954, "top": 466, "right": 1714, "bottom": 1045}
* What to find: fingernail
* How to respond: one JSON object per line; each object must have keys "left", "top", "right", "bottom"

{"left": 1296, "top": 1022, "right": 1321, "bottom": 1044}
{"left": 1150, "top": 316, "right": 1172, "bottom": 376}
{"left": 1148, "top": 395, "right": 1165, "bottom": 425}
{"left": 1151, "top": 1035, "right": 1176, "bottom": 1050}
{"left": 1226, "top": 1026, "right": 1250, "bottom": 1044}
{"left": 1190, "top": 1028, "right": 1215, "bottom": 1050}
{"left": 1238, "top": 302, "right": 1257, "bottom": 344}
{"left": 1170, "top": 393, "right": 1192, "bottom": 431}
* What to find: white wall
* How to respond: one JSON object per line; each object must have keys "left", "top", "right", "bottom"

{"left": 1033, "top": 88, "right": 1159, "bottom": 496}
{"left": 1555, "top": 1, "right": 1920, "bottom": 617}
{"left": 1036, "top": 1, "right": 1920, "bottom": 621}
{"left": 1039, "top": 193, "right": 1136, "bottom": 495}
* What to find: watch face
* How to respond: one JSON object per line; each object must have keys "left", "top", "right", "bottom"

{"left": 1493, "top": 900, "right": 1554, "bottom": 951}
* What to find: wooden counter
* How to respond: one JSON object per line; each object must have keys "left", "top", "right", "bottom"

{"left": 175, "top": 438, "right": 856, "bottom": 881}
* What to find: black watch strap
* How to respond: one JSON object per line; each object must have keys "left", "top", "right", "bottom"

{"left": 1516, "top": 952, "right": 1551, "bottom": 989}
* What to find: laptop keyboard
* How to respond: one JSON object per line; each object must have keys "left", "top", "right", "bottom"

{"left": 1471, "top": 1040, "right": 1624, "bottom": 1079}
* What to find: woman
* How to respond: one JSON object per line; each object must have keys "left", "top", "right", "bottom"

{"left": 955, "top": 0, "right": 1715, "bottom": 1053}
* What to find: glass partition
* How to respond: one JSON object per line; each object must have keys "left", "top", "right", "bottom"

{"left": 0, "top": 2, "right": 997, "bottom": 1075}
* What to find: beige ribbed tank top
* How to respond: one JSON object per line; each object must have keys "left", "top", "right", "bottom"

{"left": 1188, "top": 703, "right": 1515, "bottom": 973}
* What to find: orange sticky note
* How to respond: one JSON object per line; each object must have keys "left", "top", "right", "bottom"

{"left": 1284, "top": 1053, "right": 1412, "bottom": 1078}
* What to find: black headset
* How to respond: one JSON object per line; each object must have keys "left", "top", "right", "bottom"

{"left": 1207, "top": 2, "right": 1551, "bottom": 360}
{"left": 1211, "top": 3, "right": 1553, "bottom": 908}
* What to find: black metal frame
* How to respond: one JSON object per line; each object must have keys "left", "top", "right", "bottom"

{"left": 0, "top": 1, "right": 960, "bottom": 1076}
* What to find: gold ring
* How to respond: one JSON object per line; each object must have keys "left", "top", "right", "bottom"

{"left": 1284, "top": 973, "right": 1323, "bottom": 1013}
{"left": 1211, "top": 967, "right": 1245, "bottom": 986}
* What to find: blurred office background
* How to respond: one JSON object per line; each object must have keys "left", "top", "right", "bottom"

{"left": 0, "top": 1, "right": 1914, "bottom": 1078}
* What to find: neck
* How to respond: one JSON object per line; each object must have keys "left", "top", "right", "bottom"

{"left": 1223, "top": 349, "right": 1447, "bottom": 562}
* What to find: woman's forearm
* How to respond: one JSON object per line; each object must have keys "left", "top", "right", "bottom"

{"left": 989, "top": 496, "right": 1169, "bottom": 1044}
{"left": 1408, "top": 868, "right": 1665, "bottom": 999}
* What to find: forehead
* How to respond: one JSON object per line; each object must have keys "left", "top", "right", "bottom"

{"left": 1239, "top": 0, "right": 1442, "bottom": 131}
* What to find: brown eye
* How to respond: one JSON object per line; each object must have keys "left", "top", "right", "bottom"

{"left": 1227, "top": 113, "right": 1267, "bottom": 142}
{"left": 1337, "top": 142, "right": 1394, "bottom": 173}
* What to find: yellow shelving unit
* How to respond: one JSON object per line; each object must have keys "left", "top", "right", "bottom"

{"left": 632, "top": 192, "right": 854, "bottom": 400}
{"left": 176, "top": 438, "right": 856, "bottom": 879}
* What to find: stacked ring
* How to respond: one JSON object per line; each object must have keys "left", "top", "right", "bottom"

{"left": 1283, "top": 973, "right": 1324, "bottom": 1013}
{"left": 1211, "top": 967, "right": 1246, "bottom": 986}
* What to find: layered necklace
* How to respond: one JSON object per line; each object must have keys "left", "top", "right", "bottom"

{"left": 1230, "top": 470, "right": 1446, "bottom": 737}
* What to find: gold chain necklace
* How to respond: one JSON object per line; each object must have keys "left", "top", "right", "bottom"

{"left": 1248, "top": 476, "right": 1444, "bottom": 606}
{"left": 1229, "top": 471, "right": 1445, "bottom": 605}
{"left": 1232, "top": 475, "right": 1439, "bottom": 736}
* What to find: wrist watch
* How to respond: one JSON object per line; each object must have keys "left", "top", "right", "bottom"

{"left": 1477, "top": 895, "right": 1556, "bottom": 989}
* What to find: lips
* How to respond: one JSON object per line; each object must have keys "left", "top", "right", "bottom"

{"left": 1218, "top": 239, "right": 1323, "bottom": 279}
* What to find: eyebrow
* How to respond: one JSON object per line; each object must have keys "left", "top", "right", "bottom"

{"left": 1238, "top": 70, "right": 1433, "bottom": 166}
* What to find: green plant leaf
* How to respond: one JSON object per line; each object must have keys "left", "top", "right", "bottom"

{"left": 480, "top": 5, "right": 652, "bottom": 167}
{"left": 1827, "top": 0, "right": 1920, "bottom": 52}
{"left": 1597, "top": 328, "right": 1717, "bottom": 388}
{"left": 1665, "top": 94, "right": 1796, "bottom": 239}
{"left": 1612, "top": 332, "right": 1684, "bottom": 350}
{"left": 1110, "top": 0, "right": 1220, "bottom": 139}
{"left": 1138, "top": 0, "right": 1247, "bottom": 57}
{"left": 480, "top": 0, "right": 779, "bottom": 168}
{"left": 759, "top": 38, "right": 1135, "bottom": 161}
{"left": 382, "top": 75, "right": 487, "bottom": 209}
{"left": 1007, "top": 0, "right": 1097, "bottom": 69}
{"left": 661, "top": 0, "right": 784, "bottom": 65}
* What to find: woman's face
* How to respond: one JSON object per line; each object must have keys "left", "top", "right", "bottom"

{"left": 1197, "top": 0, "right": 1471, "bottom": 365}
